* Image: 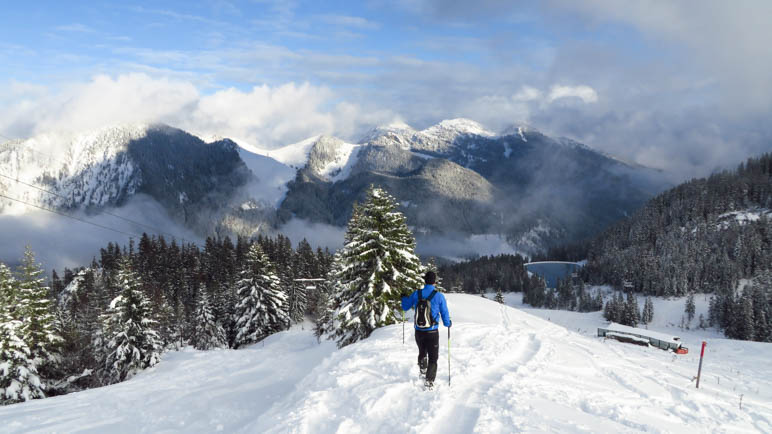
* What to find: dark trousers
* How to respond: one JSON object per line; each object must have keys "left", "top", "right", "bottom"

{"left": 414, "top": 329, "right": 439, "bottom": 382}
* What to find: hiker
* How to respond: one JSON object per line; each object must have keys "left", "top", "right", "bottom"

{"left": 401, "top": 271, "right": 451, "bottom": 388}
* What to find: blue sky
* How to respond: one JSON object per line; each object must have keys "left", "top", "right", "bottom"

{"left": 1, "top": 1, "right": 771, "bottom": 179}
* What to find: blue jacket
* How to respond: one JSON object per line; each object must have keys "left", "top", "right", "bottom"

{"left": 401, "top": 284, "right": 451, "bottom": 331}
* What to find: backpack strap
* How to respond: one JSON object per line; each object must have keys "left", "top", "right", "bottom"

{"left": 426, "top": 290, "right": 437, "bottom": 301}
{"left": 418, "top": 288, "right": 422, "bottom": 301}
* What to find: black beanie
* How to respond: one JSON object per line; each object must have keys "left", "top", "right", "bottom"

{"left": 424, "top": 271, "right": 437, "bottom": 285}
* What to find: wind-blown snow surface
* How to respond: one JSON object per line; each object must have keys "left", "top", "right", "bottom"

{"left": 2, "top": 294, "right": 770, "bottom": 433}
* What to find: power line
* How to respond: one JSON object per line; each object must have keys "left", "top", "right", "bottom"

{"left": 0, "top": 172, "right": 193, "bottom": 243}
{"left": 0, "top": 193, "right": 141, "bottom": 238}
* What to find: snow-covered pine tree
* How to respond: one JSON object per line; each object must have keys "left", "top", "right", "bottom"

{"left": 0, "top": 263, "right": 16, "bottom": 318}
{"left": 685, "top": 292, "right": 696, "bottom": 324}
{"left": 325, "top": 186, "right": 424, "bottom": 348}
{"left": 642, "top": 297, "right": 654, "bottom": 325}
{"left": 1, "top": 262, "right": 45, "bottom": 404}
{"left": 316, "top": 253, "right": 343, "bottom": 341}
{"left": 623, "top": 292, "right": 639, "bottom": 327}
{"left": 287, "top": 282, "right": 307, "bottom": 325}
{"left": 233, "top": 244, "right": 288, "bottom": 348}
{"left": 155, "top": 294, "right": 180, "bottom": 350}
{"left": 495, "top": 288, "right": 504, "bottom": 304}
{"left": 739, "top": 291, "right": 756, "bottom": 341}
{"left": 0, "top": 317, "right": 44, "bottom": 404}
{"left": 15, "top": 247, "right": 61, "bottom": 381}
{"left": 101, "top": 258, "right": 162, "bottom": 384}
{"left": 193, "top": 288, "right": 227, "bottom": 350}
{"left": 603, "top": 297, "right": 614, "bottom": 322}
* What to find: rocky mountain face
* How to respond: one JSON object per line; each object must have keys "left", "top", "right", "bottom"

{"left": 1, "top": 119, "right": 668, "bottom": 256}
{"left": 279, "top": 119, "right": 668, "bottom": 253}
{"left": 0, "top": 124, "right": 251, "bottom": 234}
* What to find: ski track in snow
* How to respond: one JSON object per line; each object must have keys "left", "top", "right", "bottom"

{"left": 1, "top": 294, "right": 770, "bottom": 433}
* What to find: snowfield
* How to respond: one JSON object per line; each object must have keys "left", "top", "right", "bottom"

{"left": 1, "top": 294, "right": 770, "bottom": 433}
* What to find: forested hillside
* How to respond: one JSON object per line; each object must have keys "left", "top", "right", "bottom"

{"left": 581, "top": 153, "right": 772, "bottom": 341}
{"left": 0, "top": 235, "right": 333, "bottom": 403}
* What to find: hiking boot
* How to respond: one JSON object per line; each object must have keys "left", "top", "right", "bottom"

{"left": 426, "top": 362, "right": 437, "bottom": 383}
{"left": 424, "top": 380, "right": 434, "bottom": 390}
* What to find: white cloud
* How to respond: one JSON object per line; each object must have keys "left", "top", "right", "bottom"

{"left": 547, "top": 85, "right": 598, "bottom": 104}
{"left": 512, "top": 86, "right": 542, "bottom": 102}
{"left": 0, "top": 73, "right": 397, "bottom": 150}
{"left": 545, "top": 0, "right": 772, "bottom": 110}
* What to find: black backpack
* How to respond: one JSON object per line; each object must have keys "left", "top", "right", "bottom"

{"left": 415, "top": 290, "right": 438, "bottom": 330}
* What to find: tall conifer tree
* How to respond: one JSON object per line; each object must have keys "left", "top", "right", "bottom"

{"left": 16, "top": 247, "right": 61, "bottom": 363}
{"left": 233, "top": 244, "right": 288, "bottom": 348}
{"left": 101, "top": 258, "right": 162, "bottom": 384}
{"left": 0, "top": 262, "right": 45, "bottom": 403}
{"left": 325, "top": 186, "right": 424, "bottom": 348}
{"left": 193, "top": 289, "right": 227, "bottom": 350}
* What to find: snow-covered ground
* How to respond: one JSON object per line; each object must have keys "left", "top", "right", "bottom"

{"left": 1, "top": 294, "right": 770, "bottom": 433}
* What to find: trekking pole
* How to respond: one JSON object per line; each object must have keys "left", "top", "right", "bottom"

{"left": 402, "top": 310, "right": 405, "bottom": 345}
{"left": 448, "top": 326, "right": 451, "bottom": 386}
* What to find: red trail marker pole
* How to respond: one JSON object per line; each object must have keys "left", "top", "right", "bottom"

{"left": 696, "top": 341, "right": 706, "bottom": 388}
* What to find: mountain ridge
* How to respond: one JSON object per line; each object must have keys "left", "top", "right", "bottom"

{"left": 1, "top": 119, "right": 669, "bottom": 259}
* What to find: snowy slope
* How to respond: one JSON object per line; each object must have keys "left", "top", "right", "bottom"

{"left": 236, "top": 147, "right": 296, "bottom": 207}
{"left": 2, "top": 294, "right": 770, "bottom": 433}
{"left": 258, "top": 136, "right": 321, "bottom": 168}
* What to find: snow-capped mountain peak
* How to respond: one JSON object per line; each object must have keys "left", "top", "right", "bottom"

{"left": 421, "top": 118, "right": 495, "bottom": 140}
{"left": 358, "top": 121, "right": 415, "bottom": 144}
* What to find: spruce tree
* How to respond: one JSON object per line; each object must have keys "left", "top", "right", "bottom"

{"left": 495, "top": 288, "right": 505, "bottom": 304}
{"left": 193, "top": 289, "right": 227, "bottom": 350}
{"left": 101, "top": 258, "right": 162, "bottom": 384}
{"left": 287, "top": 282, "right": 307, "bottom": 325}
{"left": 623, "top": 292, "right": 640, "bottom": 327}
{"left": 0, "top": 317, "right": 44, "bottom": 404}
{"left": 233, "top": 244, "right": 288, "bottom": 348}
{"left": 16, "top": 247, "right": 61, "bottom": 363}
{"left": 0, "top": 263, "right": 16, "bottom": 319}
{"left": 0, "top": 262, "right": 45, "bottom": 404}
{"left": 325, "top": 186, "right": 424, "bottom": 348}
{"left": 685, "top": 292, "right": 696, "bottom": 324}
{"left": 603, "top": 297, "right": 614, "bottom": 322}
{"left": 316, "top": 253, "right": 343, "bottom": 342}
{"left": 155, "top": 294, "right": 179, "bottom": 350}
{"left": 642, "top": 297, "right": 654, "bottom": 325}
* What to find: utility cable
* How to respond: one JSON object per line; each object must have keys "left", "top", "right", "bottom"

{"left": 0, "top": 193, "right": 141, "bottom": 238}
{"left": 0, "top": 172, "right": 192, "bottom": 243}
